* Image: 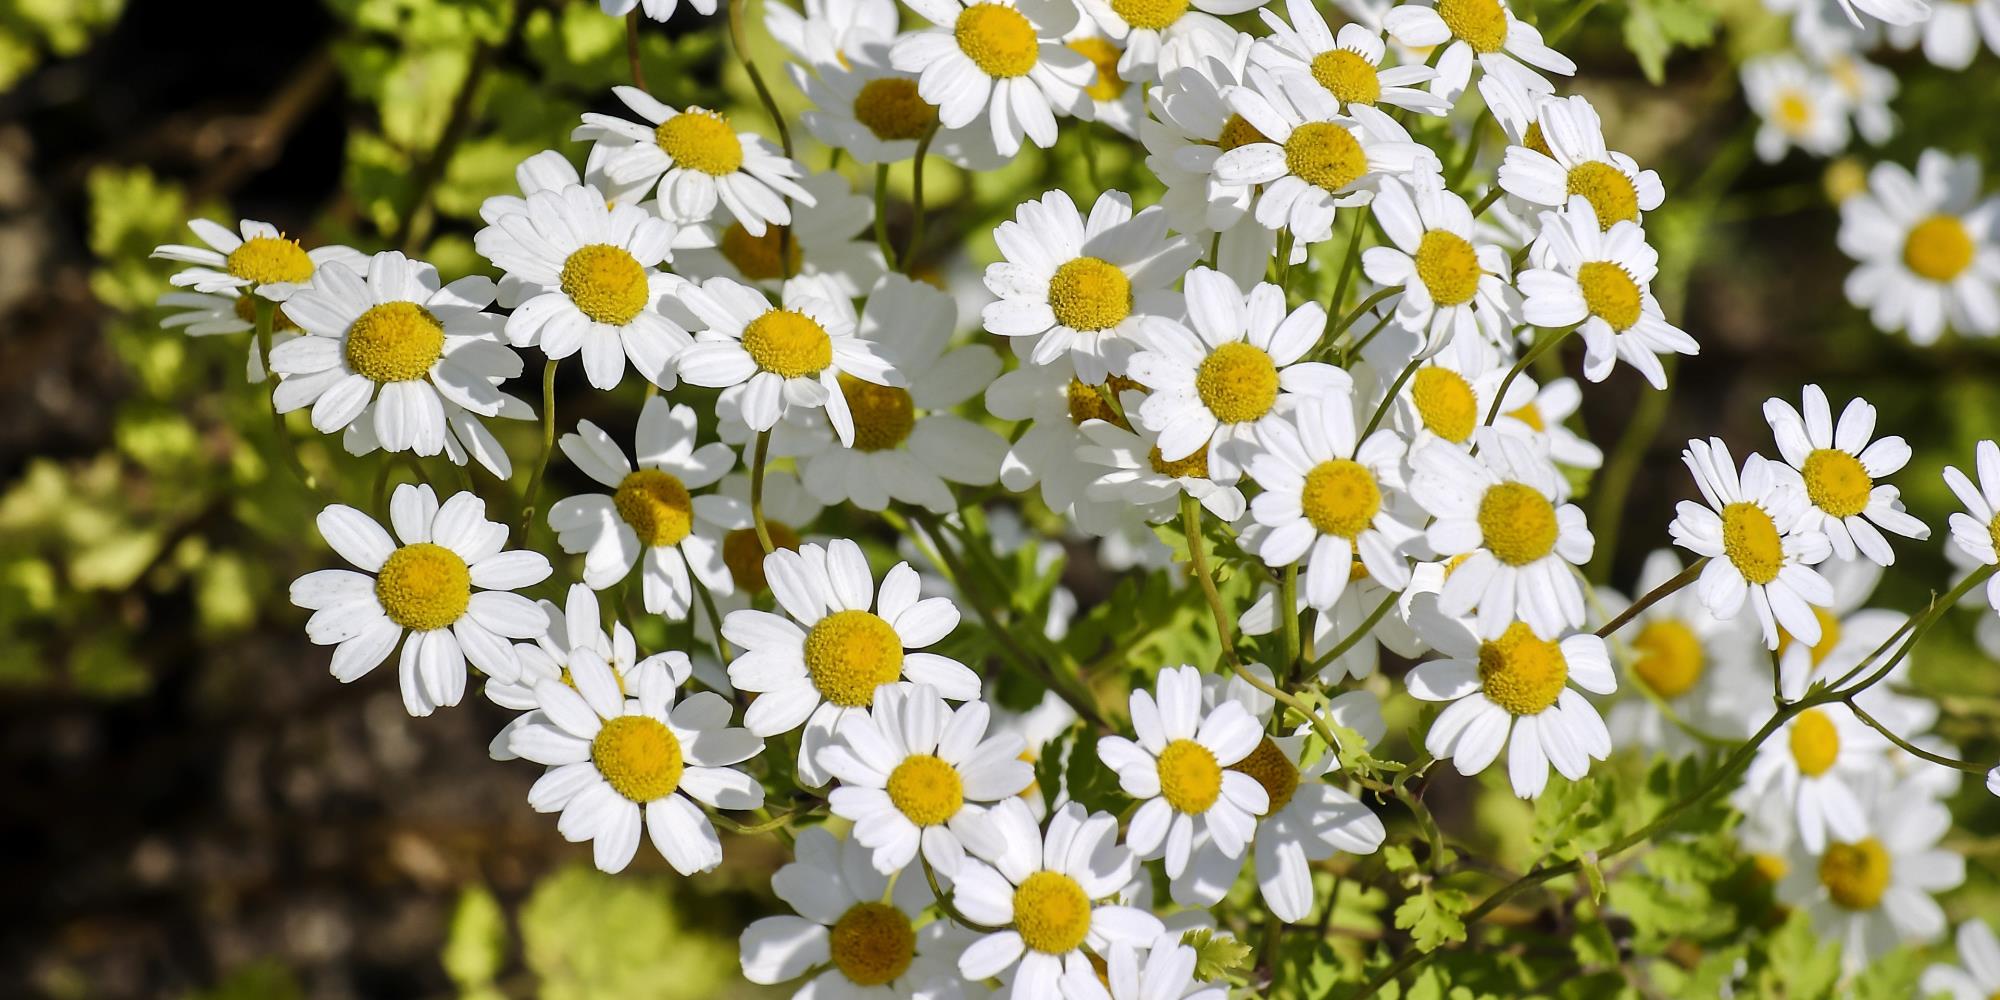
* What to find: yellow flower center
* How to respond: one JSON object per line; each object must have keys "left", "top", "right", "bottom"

{"left": 1576, "top": 260, "right": 1643, "bottom": 331}
{"left": 1111, "top": 0, "right": 1187, "bottom": 29}
{"left": 1477, "top": 621, "right": 1569, "bottom": 716}
{"left": 1990, "top": 511, "right": 2000, "bottom": 560}
{"left": 591, "top": 714, "right": 684, "bottom": 802}
{"left": 560, "top": 244, "right": 650, "bottom": 326}
{"left": 1411, "top": 365, "right": 1477, "bottom": 443}
{"left": 1788, "top": 708, "right": 1840, "bottom": 777}
{"left": 1065, "top": 376, "right": 1139, "bottom": 427}
{"left": 742, "top": 309, "right": 833, "bottom": 378}
{"left": 1195, "top": 341, "right": 1280, "bottom": 424}
{"left": 1522, "top": 121, "right": 1551, "bottom": 158}
{"left": 1506, "top": 401, "right": 1544, "bottom": 431}
{"left": 828, "top": 902, "right": 917, "bottom": 986}
{"left": 1284, "top": 121, "right": 1368, "bottom": 193}
{"left": 1310, "top": 49, "right": 1381, "bottom": 105}
{"left": 1217, "top": 113, "right": 1270, "bottom": 151}
{"left": 344, "top": 301, "right": 445, "bottom": 383}
{"left": 1776, "top": 91, "right": 1813, "bottom": 134}
{"left": 613, "top": 468, "right": 694, "bottom": 548}
{"left": 1149, "top": 443, "right": 1211, "bottom": 479}
{"left": 1013, "top": 871, "right": 1092, "bottom": 954}
{"left": 1228, "top": 737, "right": 1300, "bottom": 814}
{"left": 1818, "top": 837, "right": 1890, "bottom": 910}
{"left": 1047, "top": 256, "right": 1132, "bottom": 332}
{"left": 1477, "top": 481, "right": 1559, "bottom": 566}
{"left": 1777, "top": 605, "right": 1843, "bottom": 668}
{"left": 375, "top": 542, "right": 471, "bottom": 632}
{"left": 1156, "top": 737, "right": 1222, "bottom": 814}
{"left": 1902, "top": 213, "right": 1976, "bottom": 282}
{"left": 1751, "top": 852, "right": 1789, "bottom": 884}
{"left": 803, "top": 609, "right": 903, "bottom": 707}
{"left": 233, "top": 295, "right": 297, "bottom": 331}
{"left": 1301, "top": 459, "right": 1381, "bottom": 538}
{"left": 1566, "top": 162, "right": 1641, "bottom": 229}
{"left": 1823, "top": 158, "right": 1868, "bottom": 204}
{"left": 654, "top": 109, "right": 743, "bottom": 176}
{"left": 720, "top": 223, "right": 802, "bottom": 282}
{"left": 1437, "top": 0, "right": 1509, "bottom": 52}
{"left": 886, "top": 753, "right": 965, "bottom": 826}
{"left": 839, "top": 374, "right": 916, "bottom": 452}
{"left": 1720, "top": 501, "right": 1784, "bottom": 586}
{"left": 1630, "top": 618, "right": 1703, "bottom": 699}
{"left": 225, "top": 235, "right": 315, "bottom": 285}
{"left": 1414, "top": 229, "right": 1482, "bottom": 307}
{"left": 853, "top": 77, "right": 939, "bottom": 142}
{"left": 1068, "top": 38, "right": 1127, "bottom": 101}
{"left": 1801, "top": 448, "right": 1872, "bottom": 519}
{"left": 955, "top": 3, "right": 1040, "bottom": 78}
{"left": 721, "top": 522, "right": 802, "bottom": 593}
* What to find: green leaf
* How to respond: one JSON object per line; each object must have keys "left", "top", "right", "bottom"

{"left": 442, "top": 884, "right": 508, "bottom": 992}
{"left": 1394, "top": 884, "right": 1470, "bottom": 951}
{"left": 1182, "top": 927, "right": 1254, "bottom": 982}
{"left": 1621, "top": 0, "right": 1719, "bottom": 83}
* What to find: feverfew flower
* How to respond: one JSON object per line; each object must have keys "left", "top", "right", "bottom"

{"left": 1922, "top": 919, "right": 2000, "bottom": 1000}
{"left": 1669, "top": 437, "right": 1835, "bottom": 649}
{"left": 1073, "top": 0, "right": 1253, "bottom": 80}
{"left": 671, "top": 171, "right": 887, "bottom": 298}
{"left": 151, "top": 217, "right": 362, "bottom": 300}
{"left": 1773, "top": 778, "right": 1963, "bottom": 970}
{"left": 1497, "top": 94, "right": 1665, "bottom": 232}
{"left": 484, "top": 583, "right": 663, "bottom": 716}
{"left": 1520, "top": 196, "right": 1698, "bottom": 389}
{"left": 1943, "top": 439, "right": 2000, "bottom": 613}
{"left": 1837, "top": 150, "right": 2000, "bottom": 344}
{"left": 1078, "top": 407, "right": 1249, "bottom": 524}
{"left": 1212, "top": 88, "right": 1436, "bottom": 245}
{"left": 891, "top": 0, "right": 1095, "bottom": 157}
{"left": 1602, "top": 550, "right": 1759, "bottom": 755}
{"left": 1253, "top": 7, "right": 1446, "bottom": 116}
{"left": 1762, "top": 385, "right": 1928, "bottom": 565}
{"left": 575, "top": 87, "right": 813, "bottom": 234}
{"left": 1742, "top": 55, "right": 1851, "bottom": 163}
{"left": 1740, "top": 700, "right": 1889, "bottom": 854}
{"left": 1361, "top": 174, "right": 1516, "bottom": 353}
{"left": 1381, "top": 0, "right": 1575, "bottom": 104}
{"left": 1098, "top": 665, "right": 1270, "bottom": 878}
{"left": 290, "top": 485, "right": 551, "bottom": 717}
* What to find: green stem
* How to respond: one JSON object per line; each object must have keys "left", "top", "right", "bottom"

{"left": 750, "top": 428, "right": 774, "bottom": 552}
{"left": 1593, "top": 558, "right": 1706, "bottom": 639}
{"left": 1331, "top": 287, "right": 1399, "bottom": 342}
{"left": 624, "top": 9, "right": 647, "bottom": 90}
{"left": 1360, "top": 357, "right": 1423, "bottom": 444}
{"left": 1312, "top": 593, "right": 1397, "bottom": 671}
{"left": 873, "top": 162, "right": 898, "bottom": 271}
{"left": 517, "top": 359, "right": 559, "bottom": 537}
{"left": 901, "top": 125, "right": 937, "bottom": 275}
{"left": 1483, "top": 326, "right": 1570, "bottom": 426}
{"left": 256, "top": 299, "right": 321, "bottom": 495}
{"left": 726, "top": 0, "right": 791, "bottom": 156}
{"left": 1278, "top": 562, "right": 1301, "bottom": 682}
{"left": 1847, "top": 701, "right": 1994, "bottom": 774}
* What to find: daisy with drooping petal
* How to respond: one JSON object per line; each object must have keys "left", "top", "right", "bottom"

{"left": 765, "top": 0, "right": 900, "bottom": 68}
{"left": 1837, "top": 149, "right": 2000, "bottom": 344}
{"left": 672, "top": 171, "right": 886, "bottom": 298}
{"left": 290, "top": 484, "right": 551, "bottom": 717}
{"left": 674, "top": 273, "right": 901, "bottom": 445}
{"left": 1072, "top": 0, "right": 1252, "bottom": 81}
{"left": 822, "top": 682, "right": 1034, "bottom": 876}
{"left": 1077, "top": 409, "right": 1248, "bottom": 525}
{"left": 1253, "top": 6, "right": 1446, "bottom": 116}
{"left": 1600, "top": 549, "right": 1759, "bottom": 756}
{"left": 1063, "top": 27, "right": 1148, "bottom": 139}
{"left": 1405, "top": 606, "right": 1616, "bottom": 798}
{"left": 1059, "top": 931, "right": 1228, "bottom": 1000}
{"left": 484, "top": 582, "right": 673, "bottom": 718}
{"left": 151, "top": 217, "right": 363, "bottom": 301}
{"left": 508, "top": 647, "right": 764, "bottom": 874}
{"left": 952, "top": 798, "right": 1166, "bottom": 998}
{"left": 1738, "top": 698, "right": 1890, "bottom": 854}
{"left": 1943, "top": 439, "right": 2000, "bottom": 613}
{"left": 1773, "top": 777, "right": 1963, "bottom": 970}
{"left": 1669, "top": 437, "right": 1835, "bottom": 650}
{"left": 473, "top": 185, "right": 690, "bottom": 389}
{"left": 1380, "top": 0, "right": 1576, "bottom": 104}
{"left": 1741, "top": 55, "right": 1851, "bottom": 164}
{"left": 547, "top": 397, "right": 737, "bottom": 617}
{"left": 1921, "top": 919, "right": 2000, "bottom": 1000}
{"left": 722, "top": 539, "right": 978, "bottom": 786}
{"left": 269, "top": 251, "right": 520, "bottom": 460}
{"left": 1762, "top": 385, "right": 1928, "bottom": 565}
{"left": 983, "top": 188, "right": 1199, "bottom": 384}
{"left": 1211, "top": 85, "right": 1437, "bottom": 245}
{"left": 891, "top": 0, "right": 1096, "bottom": 157}
{"left": 1361, "top": 174, "right": 1517, "bottom": 355}
{"left": 1491, "top": 375, "right": 1602, "bottom": 474}
{"left": 738, "top": 825, "right": 969, "bottom": 998}
{"left": 575, "top": 86, "right": 813, "bottom": 234}
{"left": 1097, "top": 665, "right": 1269, "bottom": 879}
{"left": 1408, "top": 428, "right": 1594, "bottom": 639}
{"left": 1497, "top": 94, "right": 1664, "bottom": 232}
{"left": 1519, "top": 196, "right": 1698, "bottom": 389}
{"left": 1128, "top": 268, "right": 1349, "bottom": 484}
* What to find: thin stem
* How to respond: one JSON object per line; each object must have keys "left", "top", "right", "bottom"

{"left": 921, "top": 854, "right": 1004, "bottom": 932}
{"left": 1325, "top": 215, "right": 1366, "bottom": 337}
{"left": 624, "top": 9, "right": 647, "bottom": 90}
{"left": 693, "top": 575, "right": 732, "bottom": 662}
{"left": 256, "top": 299, "right": 320, "bottom": 494}
{"left": 1585, "top": 357, "right": 1674, "bottom": 583}
{"left": 873, "top": 162, "right": 898, "bottom": 271}
{"left": 1834, "top": 566, "right": 1993, "bottom": 696}
{"left": 901, "top": 126, "right": 938, "bottom": 275}
{"left": 1847, "top": 701, "right": 1994, "bottom": 774}
{"left": 1312, "top": 592, "right": 1397, "bottom": 671}
{"left": 1330, "top": 287, "right": 1398, "bottom": 341}
{"left": 726, "top": 0, "right": 791, "bottom": 156}
{"left": 1469, "top": 187, "right": 1503, "bottom": 218}
{"left": 1593, "top": 558, "right": 1706, "bottom": 639}
{"left": 1360, "top": 357, "right": 1423, "bottom": 443}
{"left": 750, "top": 429, "right": 775, "bottom": 552}
{"left": 1544, "top": 0, "right": 1604, "bottom": 44}
{"left": 1483, "top": 326, "right": 1571, "bottom": 426}
{"left": 710, "top": 801, "right": 817, "bottom": 835}
{"left": 1279, "top": 562, "right": 1301, "bottom": 681}
{"left": 517, "top": 359, "right": 559, "bottom": 537}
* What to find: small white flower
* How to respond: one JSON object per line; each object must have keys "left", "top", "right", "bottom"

{"left": 1253, "top": 9, "right": 1446, "bottom": 116}
{"left": 1212, "top": 82, "right": 1438, "bottom": 245}
{"left": 156, "top": 287, "right": 292, "bottom": 383}
{"left": 1381, "top": 0, "right": 1576, "bottom": 104}
{"left": 1739, "top": 702, "right": 1887, "bottom": 854}
{"left": 484, "top": 583, "right": 661, "bottom": 717}
{"left": 1077, "top": 411, "right": 1248, "bottom": 524}
{"left": 1742, "top": 55, "right": 1852, "bottom": 164}
{"left": 575, "top": 87, "right": 813, "bottom": 234}
{"left": 794, "top": 54, "right": 1006, "bottom": 168}
{"left": 1600, "top": 549, "right": 1760, "bottom": 755}
{"left": 1773, "top": 777, "right": 1963, "bottom": 970}
{"left": 1942, "top": 439, "right": 2000, "bottom": 614}
{"left": 1141, "top": 37, "right": 1279, "bottom": 285}
{"left": 1098, "top": 665, "right": 1270, "bottom": 878}
{"left": 1491, "top": 375, "right": 1601, "bottom": 473}
{"left": 1921, "top": 919, "right": 2000, "bottom": 1000}
{"left": 1837, "top": 149, "right": 2000, "bottom": 345}
{"left": 1820, "top": 50, "right": 1897, "bottom": 145}
{"left": 1064, "top": 27, "right": 1149, "bottom": 139}
{"left": 985, "top": 356, "right": 1141, "bottom": 533}
{"left": 1669, "top": 437, "right": 1835, "bottom": 649}
{"left": 1519, "top": 195, "right": 1698, "bottom": 389}
{"left": 1387, "top": 344, "right": 1528, "bottom": 452}
{"left": 1762, "top": 385, "right": 1928, "bottom": 565}
{"left": 672, "top": 171, "right": 887, "bottom": 298}
{"left": 1497, "top": 94, "right": 1664, "bottom": 232}
{"left": 1361, "top": 174, "right": 1517, "bottom": 355}
{"left": 891, "top": 0, "right": 1095, "bottom": 157}
{"left": 765, "top": 0, "right": 900, "bottom": 68}
{"left": 151, "top": 217, "right": 362, "bottom": 300}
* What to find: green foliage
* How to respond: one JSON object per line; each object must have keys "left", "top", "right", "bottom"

{"left": 1394, "top": 883, "right": 1471, "bottom": 951}
{"left": 1621, "top": 0, "right": 1720, "bottom": 83}
{"left": 443, "top": 885, "right": 509, "bottom": 1000}
{"left": 0, "top": 0, "right": 122, "bottom": 89}
{"left": 1182, "top": 926, "right": 1255, "bottom": 982}
{"left": 518, "top": 865, "right": 735, "bottom": 1000}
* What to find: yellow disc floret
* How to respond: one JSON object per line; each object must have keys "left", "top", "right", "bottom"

{"left": 375, "top": 542, "right": 471, "bottom": 632}
{"left": 1788, "top": 708, "right": 1840, "bottom": 777}
{"left": 1720, "top": 501, "right": 1784, "bottom": 586}
{"left": 1818, "top": 837, "right": 1890, "bottom": 910}
{"left": 1284, "top": 121, "right": 1368, "bottom": 192}
{"left": 1157, "top": 738, "right": 1222, "bottom": 814}
{"left": 1111, "top": 0, "right": 1187, "bottom": 29}
{"left": 1566, "top": 161, "right": 1641, "bottom": 228}
{"left": 955, "top": 3, "right": 1040, "bottom": 78}
{"left": 1414, "top": 229, "right": 1483, "bottom": 307}
{"left": 1149, "top": 443, "right": 1211, "bottom": 480}
{"left": 1068, "top": 38, "right": 1127, "bottom": 101}
{"left": 1196, "top": 341, "right": 1280, "bottom": 424}
{"left": 1013, "top": 870, "right": 1092, "bottom": 954}
{"left": 1477, "top": 621, "right": 1569, "bottom": 716}
{"left": 722, "top": 522, "right": 802, "bottom": 593}
{"left": 1522, "top": 121, "right": 1551, "bottom": 158}
{"left": 1903, "top": 214, "right": 1975, "bottom": 282}
{"left": 1778, "top": 605, "right": 1843, "bottom": 668}
{"left": 1411, "top": 365, "right": 1477, "bottom": 443}
{"left": 803, "top": 609, "right": 904, "bottom": 707}
{"left": 560, "top": 244, "right": 651, "bottom": 326}
{"left": 1436, "top": 0, "right": 1509, "bottom": 52}
{"left": 345, "top": 301, "right": 445, "bottom": 383}
{"left": 742, "top": 308, "right": 833, "bottom": 377}
{"left": 1802, "top": 448, "right": 1872, "bottom": 519}
{"left": 1065, "top": 377, "right": 1132, "bottom": 427}
{"left": 591, "top": 714, "right": 685, "bottom": 802}
{"left": 655, "top": 109, "right": 743, "bottom": 176}
{"left": 1228, "top": 737, "right": 1300, "bottom": 814}
{"left": 1576, "top": 260, "right": 1643, "bottom": 331}
{"left": 853, "top": 77, "right": 939, "bottom": 142}
{"left": 1217, "top": 113, "right": 1270, "bottom": 151}
{"left": 886, "top": 753, "right": 965, "bottom": 826}
{"left": 720, "top": 223, "right": 802, "bottom": 282}
{"left": 613, "top": 468, "right": 694, "bottom": 548}
{"left": 1477, "top": 481, "right": 1559, "bottom": 566}
{"left": 1301, "top": 459, "right": 1382, "bottom": 539}
{"left": 1047, "top": 257, "right": 1133, "bottom": 332}
{"left": 1630, "top": 618, "right": 1703, "bottom": 699}
{"left": 226, "top": 235, "right": 315, "bottom": 285}
{"left": 839, "top": 374, "right": 917, "bottom": 452}
{"left": 1311, "top": 49, "right": 1381, "bottom": 106}
{"left": 829, "top": 902, "right": 917, "bottom": 986}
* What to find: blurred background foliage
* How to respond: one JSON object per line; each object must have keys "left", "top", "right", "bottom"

{"left": 2, "top": 0, "right": 1998, "bottom": 996}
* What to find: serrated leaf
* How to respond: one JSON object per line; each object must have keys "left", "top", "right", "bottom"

{"left": 1181, "top": 927, "right": 1254, "bottom": 982}
{"left": 1394, "top": 884, "right": 1469, "bottom": 951}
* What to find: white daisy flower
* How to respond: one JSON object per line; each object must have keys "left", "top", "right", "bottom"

{"left": 1773, "top": 777, "right": 1963, "bottom": 970}
{"left": 508, "top": 647, "right": 764, "bottom": 874}
{"left": 1059, "top": 931, "right": 1228, "bottom": 1000}
{"left": 738, "top": 826, "right": 968, "bottom": 997}
{"left": 1361, "top": 174, "right": 1517, "bottom": 354}
{"left": 1385, "top": 345, "right": 1531, "bottom": 453}
{"left": 823, "top": 682, "right": 1034, "bottom": 876}
{"left": 1096, "top": 665, "right": 1269, "bottom": 878}
{"left": 1741, "top": 55, "right": 1851, "bottom": 164}
{"left": 1211, "top": 83, "right": 1438, "bottom": 245}
{"left": 1519, "top": 196, "right": 1699, "bottom": 389}
{"left": 290, "top": 484, "right": 551, "bottom": 717}
{"left": 766, "top": 0, "right": 900, "bottom": 68}
{"left": 722, "top": 539, "right": 978, "bottom": 785}
{"left": 1837, "top": 149, "right": 2000, "bottom": 344}
{"left": 601, "top": 0, "right": 712, "bottom": 22}
{"left": 484, "top": 582, "right": 666, "bottom": 717}
{"left": 1497, "top": 94, "right": 1665, "bottom": 232}
{"left": 1739, "top": 699, "right": 1889, "bottom": 854}
{"left": 985, "top": 357, "right": 1142, "bottom": 533}
{"left": 672, "top": 171, "right": 887, "bottom": 298}
{"left": 1253, "top": 7, "right": 1447, "bottom": 116}
{"left": 1944, "top": 439, "right": 2000, "bottom": 613}
{"left": 473, "top": 184, "right": 690, "bottom": 389}
{"left": 795, "top": 56, "right": 954, "bottom": 168}
{"left": 1406, "top": 607, "right": 1616, "bottom": 798}
{"left": 1820, "top": 50, "right": 1897, "bottom": 146}
{"left": 1246, "top": 392, "right": 1417, "bottom": 608}
{"left": 547, "top": 397, "right": 736, "bottom": 617}
{"left": 1600, "top": 549, "right": 1760, "bottom": 756}
{"left": 1063, "top": 28, "right": 1149, "bottom": 140}
{"left": 268, "top": 251, "right": 519, "bottom": 459}
{"left": 1380, "top": 0, "right": 1576, "bottom": 104}
{"left": 983, "top": 188, "right": 1200, "bottom": 384}
{"left": 1073, "top": 0, "right": 1253, "bottom": 81}
{"left": 151, "top": 217, "right": 363, "bottom": 301}
{"left": 675, "top": 273, "right": 901, "bottom": 445}
{"left": 1921, "top": 919, "right": 2000, "bottom": 1000}
{"left": 1077, "top": 410, "right": 1248, "bottom": 525}
{"left": 891, "top": 0, "right": 1095, "bottom": 157}
{"left": 1409, "top": 429, "right": 1594, "bottom": 640}
{"left": 1128, "top": 267, "right": 1350, "bottom": 484}
{"left": 952, "top": 798, "right": 1166, "bottom": 998}
{"left": 1669, "top": 437, "right": 1835, "bottom": 650}
{"left": 575, "top": 87, "right": 813, "bottom": 234}
{"left": 1141, "top": 37, "right": 1280, "bottom": 286}
{"left": 1491, "top": 375, "right": 1601, "bottom": 473}
{"left": 1905, "top": 0, "right": 2000, "bottom": 67}
{"left": 335, "top": 374, "right": 532, "bottom": 481}
{"left": 1762, "top": 385, "right": 1928, "bottom": 566}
